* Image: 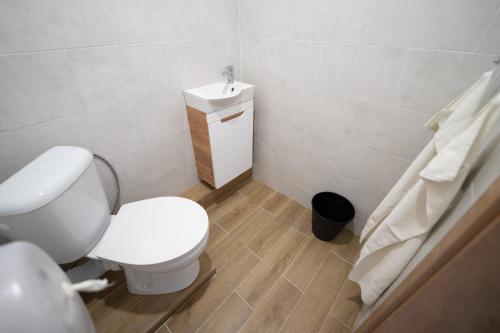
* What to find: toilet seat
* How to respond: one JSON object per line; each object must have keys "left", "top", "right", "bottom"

{"left": 90, "top": 197, "right": 209, "bottom": 267}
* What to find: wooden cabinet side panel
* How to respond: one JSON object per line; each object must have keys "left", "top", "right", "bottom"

{"left": 186, "top": 106, "right": 214, "bottom": 186}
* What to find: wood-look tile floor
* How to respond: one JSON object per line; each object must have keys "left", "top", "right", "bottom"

{"left": 159, "top": 180, "right": 363, "bottom": 333}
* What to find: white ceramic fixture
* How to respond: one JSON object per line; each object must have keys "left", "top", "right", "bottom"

{"left": 0, "top": 146, "right": 209, "bottom": 295}
{"left": 184, "top": 81, "right": 254, "bottom": 113}
{"left": 0, "top": 241, "right": 96, "bottom": 333}
{"left": 184, "top": 81, "right": 255, "bottom": 189}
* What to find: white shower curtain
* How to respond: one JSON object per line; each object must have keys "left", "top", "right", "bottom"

{"left": 349, "top": 71, "right": 500, "bottom": 305}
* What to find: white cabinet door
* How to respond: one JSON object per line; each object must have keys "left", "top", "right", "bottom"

{"left": 208, "top": 107, "right": 253, "bottom": 188}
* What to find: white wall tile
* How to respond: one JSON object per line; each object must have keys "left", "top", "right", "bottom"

{"left": 0, "top": 126, "right": 50, "bottom": 181}
{"left": 365, "top": 0, "right": 499, "bottom": 51}
{"left": 105, "top": 0, "right": 197, "bottom": 43}
{"left": 476, "top": 8, "right": 500, "bottom": 53}
{"left": 160, "top": 168, "right": 188, "bottom": 196}
{"left": 317, "top": 44, "right": 409, "bottom": 103}
{"left": 67, "top": 44, "right": 171, "bottom": 110}
{"left": 341, "top": 99, "right": 432, "bottom": 160}
{"left": 240, "top": 0, "right": 309, "bottom": 40}
{"left": 251, "top": 80, "right": 284, "bottom": 130}
{"left": 306, "top": 0, "right": 378, "bottom": 43}
{"left": 252, "top": 165, "right": 290, "bottom": 197}
{"left": 393, "top": 50, "right": 494, "bottom": 114}
{"left": 254, "top": 142, "right": 283, "bottom": 175}
{"left": 280, "top": 86, "right": 347, "bottom": 136}
{"left": 160, "top": 41, "right": 219, "bottom": 91}
{"left": 356, "top": 185, "right": 387, "bottom": 220}
{"left": 0, "top": 0, "right": 240, "bottom": 209}
{"left": 136, "top": 92, "right": 186, "bottom": 141}
{"left": 111, "top": 135, "right": 181, "bottom": 193}
{"left": 207, "top": 38, "right": 241, "bottom": 79}
{"left": 318, "top": 135, "right": 368, "bottom": 181}
{"left": 0, "top": 0, "right": 114, "bottom": 53}
{"left": 358, "top": 148, "right": 410, "bottom": 193}
{"left": 0, "top": 52, "right": 87, "bottom": 131}
{"left": 105, "top": 0, "right": 237, "bottom": 43}
{"left": 121, "top": 174, "right": 167, "bottom": 204}
{"left": 241, "top": 38, "right": 323, "bottom": 88}
{"left": 176, "top": 128, "right": 199, "bottom": 188}
{"left": 196, "top": 0, "right": 239, "bottom": 39}
{"left": 40, "top": 102, "right": 146, "bottom": 157}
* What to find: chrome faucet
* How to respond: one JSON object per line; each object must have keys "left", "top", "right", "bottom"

{"left": 222, "top": 65, "right": 234, "bottom": 84}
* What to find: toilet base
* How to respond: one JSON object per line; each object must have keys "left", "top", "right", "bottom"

{"left": 124, "top": 259, "right": 200, "bottom": 295}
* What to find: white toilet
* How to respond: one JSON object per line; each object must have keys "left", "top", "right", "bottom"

{"left": 0, "top": 146, "right": 209, "bottom": 295}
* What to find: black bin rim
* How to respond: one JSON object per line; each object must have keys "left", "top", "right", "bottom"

{"left": 312, "top": 192, "right": 355, "bottom": 223}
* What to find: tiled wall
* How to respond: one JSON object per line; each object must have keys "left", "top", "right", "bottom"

{"left": 0, "top": 0, "right": 239, "bottom": 204}
{"left": 241, "top": 0, "right": 500, "bottom": 234}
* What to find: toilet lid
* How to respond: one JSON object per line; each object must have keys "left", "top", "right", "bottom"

{"left": 91, "top": 197, "right": 208, "bottom": 266}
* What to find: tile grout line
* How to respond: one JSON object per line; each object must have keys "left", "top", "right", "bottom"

{"left": 473, "top": 3, "right": 500, "bottom": 52}
{"left": 277, "top": 251, "right": 331, "bottom": 333}
{"left": 330, "top": 248, "right": 357, "bottom": 266}
{"left": 281, "top": 274, "right": 306, "bottom": 294}
{"left": 214, "top": 220, "right": 230, "bottom": 234}
{"left": 1, "top": 88, "right": 177, "bottom": 134}
{"left": 166, "top": 272, "right": 220, "bottom": 332}
{"left": 239, "top": 35, "right": 500, "bottom": 55}
{"left": 168, "top": 224, "right": 262, "bottom": 332}
{"left": 193, "top": 292, "right": 234, "bottom": 333}
{"left": 86, "top": 280, "right": 129, "bottom": 313}
{"left": 331, "top": 312, "right": 354, "bottom": 330}
{"left": 329, "top": 273, "right": 349, "bottom": 320}
{"left": 234, "top": 229, "right": 306, "bottom": 331}
{"left": 234, "top": 289, "right": 255, "bottom": 311}
{"left": 243, "top": 75, "right": 445, "bottom": 117}
{"left": 245, "top": 244, "right": 263, "bottom": 260}
{"left": 0, "top": 36, "right": 239, "bottom": 57}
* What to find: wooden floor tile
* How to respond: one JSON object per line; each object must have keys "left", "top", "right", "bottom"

{"left": 217, "top": 184, "right": 274, "bottom": 233}
{"left": 236, "top": 228, "right": 306, "bottom": 307}
{"left": 262, "top": 192, "right": 291, "bottom": 216}
{"left": 284, "top": 236, "right": 333, "bottom": 291}
{"left": 247, "top": 201, "right": 306, "bottom": 258}
{"left": 330, "top": 278, "right": 363, "bottom": 328}
{"left": 104, "top": 253, "right": 215, "bottom": 333}
{"left": 82, "top": 270, "right": 127, "bottom": 310}
{"left": 238, "top": 180, "right": 264, "bottom": 197}
{"left": 208, "top": 208, "right": 272, "bottom": 268}
{"left": 280, "top": 253, "right": 352, "bottom": 333}
{"left": 319, "top": 315, "right": 351, "bottom": 333}
{"left": 167, "top": 248, "right": 259, "bottom": 333}
{"left": 90, "top": 284, "right": 144, "bottom": 332}
{"left": 180, "top": 183, "right": 211, "bottom": 203}
{"left": 153, "top": 324, "right": 170, "bottom": 333}
{"left": 238, "top": 277, "right": 302, "bottom": 333}
{"left": 206, "top": 191, "right": 246, "bottom": 222}
{"left": 84, "top": 183, "right": 364, "bottom": 333}
{"left": 330, "top": 229, "right": 362, "bottom": 264}
{"left": 197, "top": 292, "right": 252, "bottom": 333}
{"left": 206, "top": 222, "right": 227, "bottom": 252}
{"left": 293, "top": 209, "right": 313, "bottom": 237}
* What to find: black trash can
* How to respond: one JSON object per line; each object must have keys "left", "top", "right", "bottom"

{"left": 311, "top": 192, "right": 355, "bottom": 241}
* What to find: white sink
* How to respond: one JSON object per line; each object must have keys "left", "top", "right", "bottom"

{"left": 184, "top": 81, "right": 254, "bottom": 113}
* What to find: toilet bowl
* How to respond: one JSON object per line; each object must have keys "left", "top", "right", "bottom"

{"left": 0, "top": 146, "right": 209, "bottom": 295}
{"left": 88, "top": 197, "right": 209, "bottom": 294}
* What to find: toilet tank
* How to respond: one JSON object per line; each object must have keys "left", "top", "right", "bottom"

{"left": 0, "top": 146, "right": 111, "bottom": 264}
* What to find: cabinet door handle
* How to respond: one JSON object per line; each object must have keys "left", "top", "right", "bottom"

{"left": 221, "top": 111, "right": 244, "bottom": 123}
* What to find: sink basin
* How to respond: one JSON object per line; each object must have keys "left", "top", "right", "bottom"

{"left": 184, "top": 81, "right": 254, "bottom": 113}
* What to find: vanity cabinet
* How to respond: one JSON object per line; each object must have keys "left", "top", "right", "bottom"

{"left": 186, "top": 101, "right": 254, "bottom": 188}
